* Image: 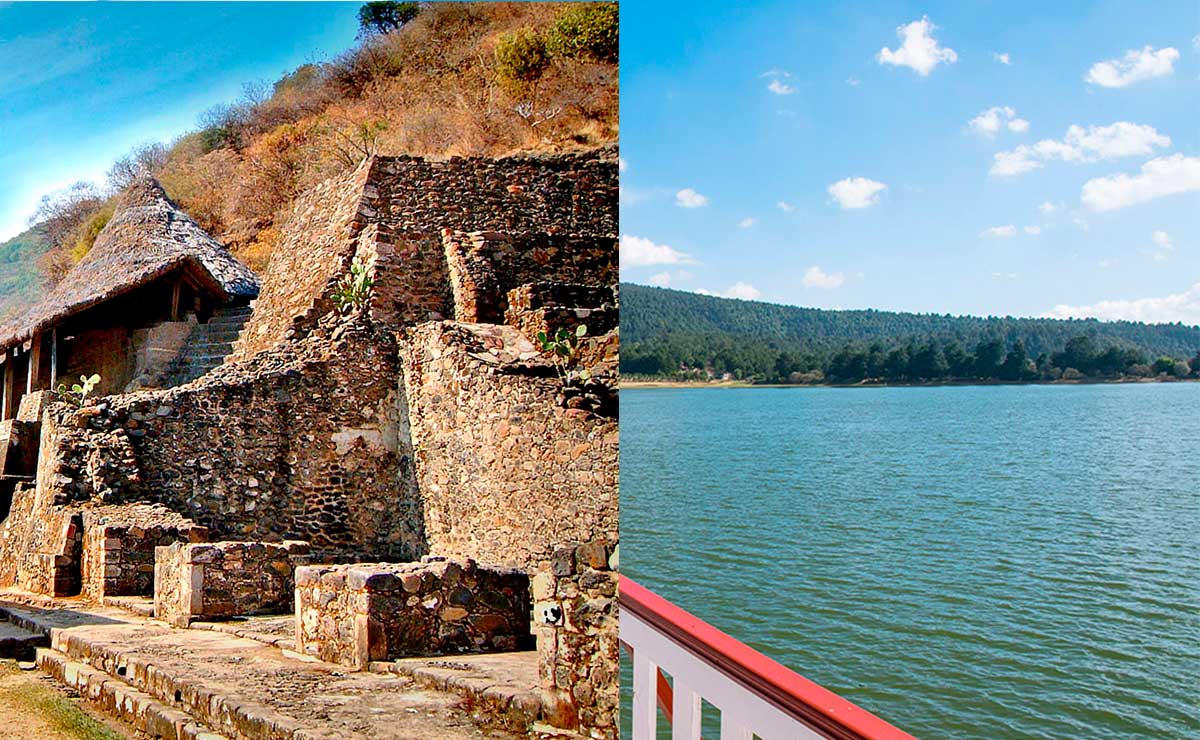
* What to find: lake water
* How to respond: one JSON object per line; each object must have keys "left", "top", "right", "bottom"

{"left": 620, "top": 383, "right": 1199, "bottom": 739}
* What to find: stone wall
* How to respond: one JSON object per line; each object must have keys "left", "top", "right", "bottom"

{"left": 295, "top": 557, "right": 532, "bottom": 670}
{"left": 504, "top": 282, "right": 619, "bottom": 344}
{"left": 234, "top": 163, "right": 373, "bottom": 360}
{"left": 0, "top": 483, "right": 81, "bottom": 596}
{"left": 444, "top": 232, "right": 618, "bottom": 324}
{"left": 400, "top": 321, "right": 618, "bottom": 570}
{"left": 79, "top": 503, "right": 206, "bottom": 599}
{"left": 532, "top": 540, "right": 619, "bottom": 739}
{"left": 155, "top": 540, "right": 310, "bottom": 627}
{"left": 234, "top": 148, "right": 618, "bottom": 359}
{"left": 37, "top": 318, "right": 422, "bottom": 561}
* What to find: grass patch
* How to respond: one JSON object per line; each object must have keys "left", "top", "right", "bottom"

{"left": 0, "top": 659, "right": 127, "bottom": 740}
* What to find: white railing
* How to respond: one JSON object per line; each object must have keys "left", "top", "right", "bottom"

{"left": 620, "top": 577, "right": 918, "bottom": 740}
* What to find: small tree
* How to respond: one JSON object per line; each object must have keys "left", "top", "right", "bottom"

{"left": 357, "top": 1, "right": 419, "bottom": 36}
{"left": 496, "top": 28, "right": 552, "bottom": 96}
{"left": 495, "top": 28, "right": 562, "bottom": 127}
{"left": 56, "top": 374, "right": 101, "bottom": 408}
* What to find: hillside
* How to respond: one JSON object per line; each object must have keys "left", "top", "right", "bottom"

{"left": 621, "top": 283, "right": 1200, "bottom": 382}
{"left": 16, "top": 2, "right": 617, "bottom": 301}
{"left": 0, "top": 227, "right": 49, "bottom": 320}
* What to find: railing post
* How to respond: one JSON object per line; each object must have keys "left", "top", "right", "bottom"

{"left": 721, "top": 710, "right": 754, "bottom": 740}
{"left": 671, "top": 679, "right": 701, "bottom": 740}
{"left": 633, "top": 648, "right": 658, "bottom": 739}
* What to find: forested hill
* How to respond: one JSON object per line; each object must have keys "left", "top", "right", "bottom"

{"left": 621, "top": 283, "right": 1200, "bottom": 382}
{"left": 0, "top": 227, "right": 49, "bottom": 320}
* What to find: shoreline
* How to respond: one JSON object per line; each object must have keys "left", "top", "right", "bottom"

{"left": 621, "top": 377, "right": 1199, "bottom": 390}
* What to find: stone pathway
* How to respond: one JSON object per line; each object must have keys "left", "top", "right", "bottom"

{"left": 0, "top": 592, "right": 532, "bottom": 739}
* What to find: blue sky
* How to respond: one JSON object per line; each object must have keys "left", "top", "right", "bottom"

{"left": 620, "top": 1, "right": 1200, "bottom": 324}
{"left": 0, "top": 2, "right": 360, "bottom": 242}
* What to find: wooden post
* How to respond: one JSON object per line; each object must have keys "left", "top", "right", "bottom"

{"left": 27, "top": 332, "right": 41, "bottom": 395}
{"left": 50, "top": 327, "right": 58, "bottom": 391}
{"left": 171, "top": 280, "right": 182, "bottom": 321}
{"left": 1, "top": 349, "right": 13, "bottom": 421}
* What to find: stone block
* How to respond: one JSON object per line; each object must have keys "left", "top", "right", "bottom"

{"left": 296, "top": 558, "right": 532, "bottom": 670}
{"left": 155, "top": 540, "right": 309, "bottom": 628}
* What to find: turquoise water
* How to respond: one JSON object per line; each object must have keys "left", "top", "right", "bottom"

{"left": 620, "top": 383, "right": 1200, "bottom": 739}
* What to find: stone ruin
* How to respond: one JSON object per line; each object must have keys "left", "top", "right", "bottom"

{"left": 0, "top": 147, "right": 619, "bottom": 738}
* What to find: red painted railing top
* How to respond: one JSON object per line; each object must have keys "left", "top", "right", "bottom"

{"left": 619, "top": 576, "right": 918, "bottom": 740}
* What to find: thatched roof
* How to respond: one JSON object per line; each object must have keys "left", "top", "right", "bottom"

{"left": 0, "top": 176, "right": 258, "bottom": 352}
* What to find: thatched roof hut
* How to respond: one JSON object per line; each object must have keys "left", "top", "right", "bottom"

{"left": 0, "top": 176, "right": 258, "bottom": 353}
{"left": 0, "top": 175, "right": 258, "bottom": 416}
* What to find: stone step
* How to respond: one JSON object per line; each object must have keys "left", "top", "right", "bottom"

{"left": 0, "top": 617, "right": 46, "bottom": 660}
{"left": 188, "top": 345, "right": 234, "bottom": 356}
{"left": 49, "top": 628, "right": 320, "bottom": 740}
{"left": 1, "top": 599, "right": 527, "bottom": 740}
{"left": 36, "top": 648, "right": 227, "bottom": 740}
{"left": 184, "top": 354, "right": 232, "bottom": 364}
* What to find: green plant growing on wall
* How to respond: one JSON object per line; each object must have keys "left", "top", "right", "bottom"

{"left": 55, "top": 373, "right": 101, "bottom": 408}
{"left": 332, "top": 256, "right": 375, "bottom": 313}
{"left": 536, "top": 324, "right": 589, "bottom": 381}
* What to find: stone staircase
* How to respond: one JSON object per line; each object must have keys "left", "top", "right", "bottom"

{"left": 159, "top": 305, "right": 253, "bottom": 388}
{"left": 0, "top": 596, "right": 529, "bottom": 740}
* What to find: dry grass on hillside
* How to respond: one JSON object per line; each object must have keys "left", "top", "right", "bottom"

{"left": 36, "top": 2, "right": 617, "bottom": 280}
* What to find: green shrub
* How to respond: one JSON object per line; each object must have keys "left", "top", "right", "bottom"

{"left": 536, "top": 324, "right": 589, "bottom": 381}
{"left": 495, "top": 28, "right": 551, "bottom": 97}
{"left": 332, "top": 256, "right": 375, "bottom": 312}
{"left": 547, "top": 3, "right": 618, "bottom": 63}
{"left": 56, "top": 374, "right": 101, "bottom": 408}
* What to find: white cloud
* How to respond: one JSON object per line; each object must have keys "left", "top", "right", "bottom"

{"left": 992, "top": 272, "right": 1020, "bottom": 279}
{"left": 828, "top": 177, "right": 887, "bottom": 209}
{"left": 982, "top": 225, "right": 1017, "bottom": 238}
{"left": 968, "top": 106, "right": 1029, "bottom": 138}
{"left": 1081, "top": 154, "right": 1200, "bottom": 211}
{"left": 846, "top": 76, "right": 861, "bottom": 86}
{"left": 739, "top": 217, "right": 756, "bottom": 228}
{"left": 776, "top": 200, "right": 795, "bottom": 212}
{"left": 724, "top": 282, "right": 762, "bottom": 300}
{"left": 877, "top": 16, "right": 957, "bottom": 76}
{"left": 1098, "top": 259, "right": 1113, "bottom": 269}
{"left": 648, "top": 271, "right": 672, "bottom": 287}
{"left": 762, "top": 69, "right": 795, "bottom": 95}
{"left": 620, "top": 234, "right": 695, "bottom": 267}
{"left": 1086, "top": 46, "right": 1179, "bottom": 88}
{"left": 1024, "top": 225, "right": 1042, "bottom": 235}
{"left": 618, "top": 157, "right": 628, "bottom": 172}
{"left": 1045, "top": 282, "right": 1200, "bottom": 324}
{"left": 1038, "top": 201, "right": 1060, "bottom": 214}
{"left": 992, "top": 52, "right": 1011, "bottom": 65}
{"left": 695, "top": 282, "right": 762, "bottom": 301}
{"left": 675, "top": 188, "right": 709, "bottom": 208}
{"left": 990, "top": 122, "right": 1171, "bottom": 177}
{"left": 1151, "top": 230, "right": 1174, "bottom": 262}
{"left": 767, "top": 79, "right": 794, "bottom": 95}
{"left": 802, "top": 265, "right": 845, "bottom": 289}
